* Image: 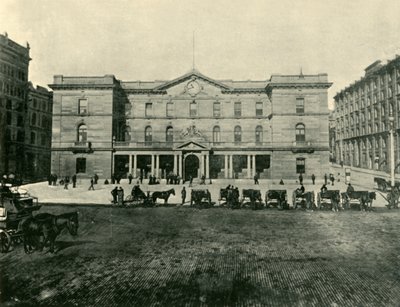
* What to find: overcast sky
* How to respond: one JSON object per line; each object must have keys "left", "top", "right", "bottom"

{"left": 2, "top": 0, "right": 400, "bottom": 108}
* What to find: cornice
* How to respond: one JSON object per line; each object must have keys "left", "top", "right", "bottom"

{"left": 48, "top": 84, "right": 117, "bottom": 90}
{"left": 266, "top": 82, "right": 333, "bottom": 90}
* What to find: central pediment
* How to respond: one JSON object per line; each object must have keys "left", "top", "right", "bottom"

{"left": 153, "top": 69, "right": 231, "bottom": 92}
{"left": 175, "top": 141, "right": 208, "bottom": 151}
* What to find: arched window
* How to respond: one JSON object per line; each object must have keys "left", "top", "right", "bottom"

{"left": 166, "top": 126, "right": 173, "bottom": 144}
{"left": 295, "top": 123, "right": 305, "bottom": 143}
{"left": 234, "top": 126, "right": 242, "bottom": 143}
{"left": 31, "top": 113, "right": 37, "bottom": 126}
{"left": 77, "top": 124, "right": 87, "bottom": 142}
{"left": 255, "top": 126, "right": 263, "bottom": 144}
{"left": 213, "top": 126, "right": 221, "bottom": 143}
{"left": 145, "top": 126, "right": 152, "bottom": 144}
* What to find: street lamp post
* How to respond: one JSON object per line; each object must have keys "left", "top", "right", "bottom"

{"left": 389, "top": 113, "right": 395, "bottom": 189}
{"left": 111, "top": 135, "right": 116, "bottom": 179}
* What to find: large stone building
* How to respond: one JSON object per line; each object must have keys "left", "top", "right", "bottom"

{"left": 334, "top": 57, "right": 400, "bottom": 174}
{"left": 0, "top": 33, "right": 53, "bottom": 181}
{"left": 49, "top": 70, "right": 331, "bottom": 181}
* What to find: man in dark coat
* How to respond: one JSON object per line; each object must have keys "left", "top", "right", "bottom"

{"left": 72, "top": 174, "right": 77, "bottom": 188}
{"left": 94, "top": 173, "right": 99, "bottom": 184}
{"left": 311, "top": 174, "right": 316, "bottom": 185}
{"left": 111, "top": 186, "right": 118, "bottom": 204}
{"left": 88, "top": 177, "right": 95, "bottom": 190}
{"left": 181, "top": 187, "right": 186, "bottom": 205}
{"left": 128, "top": 173, "right": 133, "bottom": 184}
{"left": 299, "top": 173, "right": 303, "bottom": 185}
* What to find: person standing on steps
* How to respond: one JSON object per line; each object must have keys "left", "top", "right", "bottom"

{"left": 311, "top": 174, "right": 315, "bottom": 185}
{"left": 181, "top": 186, "right": 186, "bottom": 205}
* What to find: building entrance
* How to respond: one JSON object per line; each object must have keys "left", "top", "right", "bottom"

{"left": 184, "top": 154, "right": 199, "bottom": 181}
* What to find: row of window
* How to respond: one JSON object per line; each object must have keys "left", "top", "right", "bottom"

{"left": 30, "top": 97, "right": 51, "bottom": 112}
{"left": 76, "top": 123, "right": 307, "bottom": 144}
{"left": 76, "top": 98, "right": 305, "bottom": 117}
{"left": 0, "top": 62, "right": 27, "bottom": 81}
{"left": 1, "top": 81, "right": 26, "bottom": 99}
{"left": 4, "top": 128, "right": 49, "bottom": 146}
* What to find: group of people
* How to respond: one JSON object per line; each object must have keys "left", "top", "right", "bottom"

{"left": 111, "top": 186, "right": 124, "bottom": 205}
{"left": 166, "top": 173, "right": 181, "bottom": 185}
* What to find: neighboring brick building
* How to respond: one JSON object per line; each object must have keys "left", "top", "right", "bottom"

{"left": 50, "top": 70, "right": 331, "bottom": 181}
{"left": 0, "top": 33, "right": 53, "bottom": 181}
{"left": 334, "top": 56, "right": 400, "bottom": 174}
{"left": 25, "top": 83, "right": 53, "bottom": 180}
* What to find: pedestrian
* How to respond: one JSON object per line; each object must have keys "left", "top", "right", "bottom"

{"left": 88, "top": 177, "right": 95, "bottom": 190}
{"left": 72, "top": 174, "right": 77, "bottom": 188}
{"left": 128, "top": 173, "right": 133, "bottom": 184}
{"left": 117, "top": 186, "right": 124, "bottom": 206}
{"left": 94, "top": 173, "right": 99, "bottom": 184}
{"left": 324, "top": 173, "right": 328, "bottom": 185}
{"left": 346, "top": 183, "right": 354, "bottom": 194}
{"left": 311, "top": 174, "right": 315, "bottom": 185}
{"left": 181, "top": 186, "right": 186, "bottom": 205}
{"left": 279, "top": 179, "right": 284, "bottom": 185}
{"left": 53, "top": 174, "right": 58, "bottom": 186}
{"left": 176, "top": 174, "right": 181, "bottom": 185}
{"left": 111, "top": 174, "right": 115, "bottom": 184}
{"left": 116, "top": 175, "right": 121, "bottom": 184}
{"left": 201, "top": 174, "right": 206, "bottom": 185}
{"left": 189, "top": 175, "right": 193, "bottom": 187}
{"left": 340, "top": 160, "right": 344, "bottom": 168}
{"left": 63, "top": 176, "right": 68, "bottom": 190}
{"left": 254, "top": 173, "right": 259, "bottom": 185}
{"left": 330, "top": 174, "right": 335, "bottom": 186}
{"left": 139, "top": 174, "right": 143, "bottom": 184}
{"left": 299, "top": 173, "right": 303, "bottom": 185}
{"left": 47, "top": 174, "right": 52, "bottom": 186}
{"left": 111, "top": 186, "right": 118, "bottom": 204}
{"left": 321, "top": 184, "right": 328, "bottom": 193}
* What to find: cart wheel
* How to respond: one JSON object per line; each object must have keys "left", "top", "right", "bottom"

{"left": 1, "top": 232, "right": 11, "bottom": 253}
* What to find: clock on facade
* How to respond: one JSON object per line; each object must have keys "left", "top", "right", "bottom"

{"left": 186, "top": 80, "right": 201, "bottom": 95}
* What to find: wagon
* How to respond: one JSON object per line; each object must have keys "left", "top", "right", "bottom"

{"left": 292, "top": 190, "right": 315, "bottom": 210}
{"left": 219, "top": 188, "right": 240, "bottom": 208}
{"left": 241, "top": 189, "right": 263, "bottom": 210}
{"left": 0, "top": 186, "right": 41, "bottom": 252}
{"left": 317, "top": 190, "right": 341, "bottom": 211}
{"left": 124, "top": 186, "right": 153, "bottom": 207}
{"left": 265, "top": 190, "right": 288, "bottom": 209}
{"left": 190, "top": 189, "right": 212, "bottom": 208}
{"left": 341, "top": 191, "right": 376, "bottom": 210}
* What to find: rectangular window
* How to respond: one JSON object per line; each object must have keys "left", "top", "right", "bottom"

{"left": 41, "top": 134, "right": 46, "bottom": 146}
{"left": 30, "top": 132, "right": 36, "bottom": 145}
{"left": 256, "top": 101, "right": 263, "bottom": 116}
{"left": 6, "top": 112, "right": 11, "bottom": 125}
{"left": 76, "top": 158, "right": 86, "bottom": 173}
{"left": 145, "top": 103, "right": 153, "bottom": 117}
{"left": 296, "top": 158, "right": 305, "bottom": 174}
{"left": 296, "top": 98, "right": 304, "bottom": 113}
{"left": 79, "top": 99, "right": 88, "bottom": 114}
{"left": 166, "top": 102, "right": 174, "bottom": 117}
{"left": 213, "top": 102, "right": 221, "bottom": 117}
{"left": 190, "top": 102, "right": 197, "bottom": 117}
{"left": 234, "top": 102, "right": 241, "bottom": 117}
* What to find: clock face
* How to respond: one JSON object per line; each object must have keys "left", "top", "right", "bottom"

{"left": 187, "top": 80, "right": 201, "bottom": 95}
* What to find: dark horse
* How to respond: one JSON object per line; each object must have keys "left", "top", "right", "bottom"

{"left": 151, "top": 188, "right": 175, "bottom": 205}
{"left": 341, "top": 191, "right": 376, "bottom": 211}
{"left": 22, "top": 211, "right": 78, "bottom": 253}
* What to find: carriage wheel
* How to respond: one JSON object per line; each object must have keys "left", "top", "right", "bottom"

{"left": 0, "top": 232, "right": 11, "bottom": 253}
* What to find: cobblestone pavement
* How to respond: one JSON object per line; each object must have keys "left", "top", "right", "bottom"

{"left": 1, "top": 206, "right": 400, "bottom": 306}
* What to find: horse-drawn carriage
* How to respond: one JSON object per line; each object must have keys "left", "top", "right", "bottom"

{"left": 317, "top": 190, "right": 341, "bottom": 211}
{"left": 265, "top": 190, "right": 288, "bottom": 209}
{"left": 191, "top": 189, "right": 212, "bottom": 208}
{"left": 292, "top": 190, "right": 315, "bottom": 210}
{"left": 341, "top": 191, "right": 376, "bottom": 211}
{"left": 0, "top": 185, "right": 40, "bottom": 252}
{"left": 219, "top": 188, "right": 240, "bottom": 209}
{"left": 241, "top": 189, "right": 263, "bottom": 210}
{"left": 124, "top": 186, "right": 175, "bottom": 207}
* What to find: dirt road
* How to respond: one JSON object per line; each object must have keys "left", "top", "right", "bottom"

{"left": 1, "top": 206, "right": 400, "bottom": 306}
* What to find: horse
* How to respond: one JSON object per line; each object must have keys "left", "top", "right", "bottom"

{"left": 318, "top": 190, "right": 341, "bottom": 211}
{"left": 22, "top": 211, "right": 78, "bottom": 254}
{"left": 190, "top": 189, "right": 212, "bottom": 208}
{"left": 341, "top": 191, "right": 376, "bottom": 211}
{"left": 292, "top": 191, "right": 315, "bottom": 210}
{"left": 151, "top": 188, "right": 175, "bottom": 205}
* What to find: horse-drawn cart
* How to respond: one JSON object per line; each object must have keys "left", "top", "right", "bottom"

{"left": 191, "top": 189, "right": 212, "bottom": 208}
{"left": 241, "top": 189, "right": 263, "bottom": 210}
{"left": 124, "top": 186, "right": 152, "bottom": 207}
{"left": 292, "top": 190, "right": 315, "bottom": 210}
{"left": 265, "top": 190, "right": 288, "bottom": 209}
{"left": 219, "top": 188, "right": 240, "bottom": 209}
{"left": 341, "top": 191, "right": 376, "bottom": 211}
{"left": 317, "top": 190, "right": 341, "bottom": 211}
{"left": 0, "top": 186, "right": 41, "bottom": 252}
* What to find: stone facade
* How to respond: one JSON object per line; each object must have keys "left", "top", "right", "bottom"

{"left": 334, "top": 56, "right": 400, "bottom": 174}
{"left": 50, "top": 70, "right": 331, "bottom": 180}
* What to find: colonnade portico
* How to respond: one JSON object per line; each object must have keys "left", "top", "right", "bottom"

{"left": 114, "top": 151, "right": 266, "bottom": 179}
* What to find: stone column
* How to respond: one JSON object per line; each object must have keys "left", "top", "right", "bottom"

{"left": 201, "top": 155, "right": 205, "bottom": 178}
{"left": 151, "top": 154, "right": 155, "bottom": 175}
{"left": 155, "top": 155, "right": 159, "bottom": 178}
{"left": 247, "top": 155, "right": 251, "bottom": 179}
{"left": 252, "top": 155, "right": 256, "bottom": 177}
{"left": 173, "top": 154, "right": 177, "bottom": 174}
{"left": 224, "top": 155, "right": 228, "bottom": 179}
{"left": 205, "top": 154, "right": 209, "bottom": 179}
{"left": 177, "top": 154, "right": 181, "bottom": 177}
{"left": 133, "top": 154, "right": 137, "bottom": 178}
{"left": 128, "top": 155, "right": 132, "bottom": 176}
{"left": 229, "top": 155, "right": 233, "bottom": 178}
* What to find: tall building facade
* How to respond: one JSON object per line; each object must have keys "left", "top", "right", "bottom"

{"left": 49, "top": 70, "right": 331, "bottom": 180}
{"left": 0, "top": 33, "right": 53, "bottom": 181}
{"left": 334, "top": 57, "right": 400, "bottom": 174}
